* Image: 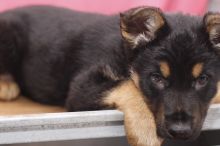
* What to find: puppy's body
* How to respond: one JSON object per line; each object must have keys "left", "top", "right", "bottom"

{"left": 0, "top": 6, "right": 126, "bottom": 107}
{"left": 1, "top": 5, "right": 220, "bottom": 146}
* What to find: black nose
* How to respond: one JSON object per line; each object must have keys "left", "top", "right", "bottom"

{"left": 168, "top": 123, "right": 193, "bottom": 139}
{"left": 165, "top": 111, "right": 193, "bottom": 139}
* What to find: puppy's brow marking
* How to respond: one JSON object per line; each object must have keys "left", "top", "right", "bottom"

{"left": 192, "top": 63, "right": 203, "bottom": 78}
{"left": 160, "top": 61, "right": 170, "bottom": 78}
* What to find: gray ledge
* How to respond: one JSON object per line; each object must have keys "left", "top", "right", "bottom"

{"left": 0, "top": 104, "right": 220, "bottom": 144}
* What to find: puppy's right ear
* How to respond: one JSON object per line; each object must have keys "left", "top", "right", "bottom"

{"left": 120, "top": 7, "right": 166, "bottom": 49}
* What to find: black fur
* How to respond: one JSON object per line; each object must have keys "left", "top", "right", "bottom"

{"left": 0, "top": 6, "right": 129, "bottom": 107}
{"left": 0, "top": 5, "right": 220, "bottom": 141}
{"left": 133, "top": 14, "right": 220, "bottom": 140}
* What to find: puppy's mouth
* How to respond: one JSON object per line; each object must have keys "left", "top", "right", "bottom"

{"left": 157, "top": 124, "right": 202, "bottom": 141}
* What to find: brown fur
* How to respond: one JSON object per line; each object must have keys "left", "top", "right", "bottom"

{"left": 0, "top": 74, "right": 20, "bottom": 101}
{"left": 212, "top": 81, "right": 220, "bottom": 103}
{"left": 130, "top": 70, "right": 140, "bottom": 88}
{"left": 120, "top": 6, "right": 165, "bottom": 49}
{"left": 120, "top": 22, "right": 140, "bottom": 49}
{"left": 103, "top": 79, "right": 162, "bottom": 146}
{"left": 192, "top": 63, "right": 203, "bottom": 78}
{"left": 204, "top": 13, "right": 220, "bottom": 47}
{"left": 159, "top": 61, "right": 170, "bottom": 78}
{"left": 205, "top": 13, "right": 220, "bottom": 33}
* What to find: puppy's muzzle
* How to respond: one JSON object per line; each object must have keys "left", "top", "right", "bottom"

{"left": 165, "top": 111, "right": 194, "bottom": 140}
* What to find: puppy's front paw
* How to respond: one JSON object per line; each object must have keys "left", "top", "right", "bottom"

{"left": 0, "top": 74, "right": 20, "bottom": 101}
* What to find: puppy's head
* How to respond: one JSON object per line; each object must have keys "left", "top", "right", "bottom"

{"left": 121, "top": 7, "right": 220, "bottom": 140}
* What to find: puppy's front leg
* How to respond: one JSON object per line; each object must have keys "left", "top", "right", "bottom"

{"left": 104, "top": 79, "right": 163, "bottom": 146}
{"left": 0, "top": 74, "right": 20, "bottom": 101}
{"left": 212, "top": 82, "right": 220, "bottom": 104}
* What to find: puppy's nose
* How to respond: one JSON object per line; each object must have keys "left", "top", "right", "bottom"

{"left": 168, "top": 123, "right": 193, "bottom": 139}
{"left": 165, "top": 111, "right": 193, "bottom": 139}
{"left": 165, "top": 111, "right": 192, "bottom": 122}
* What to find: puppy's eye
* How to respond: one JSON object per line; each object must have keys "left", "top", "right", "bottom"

{"left": 151, "top": 73, "right": 163, "bottom": 83}
{"left": 150, "top": 73, "right": 166, "bottom": 89}
{"left": 197, "top": 74, "right": 209, "bottom": 85}
{"left": 195, "top": 74, "right": 209, "bottom": 89}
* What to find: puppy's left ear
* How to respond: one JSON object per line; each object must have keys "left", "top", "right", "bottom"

{"left": 204, "top": 12, "right": 220, "bottom": 48}
{"left": 120, "top": 6, "right": 166, "bottom": 49}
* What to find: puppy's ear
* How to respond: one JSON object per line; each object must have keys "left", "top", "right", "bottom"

{"left": 120, "top": 6, "right": 166, "bottom": 49}
{"left": 204, "top": 12, "right": 220, "bottom": 48}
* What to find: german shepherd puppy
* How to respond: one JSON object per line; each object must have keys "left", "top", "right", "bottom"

{"left": 0, "top": 5, "right": 220, "bottom": 146}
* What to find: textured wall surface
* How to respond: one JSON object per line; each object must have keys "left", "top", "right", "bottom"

{"left": 0, "top": 0, "right": 208, "bottom": 15}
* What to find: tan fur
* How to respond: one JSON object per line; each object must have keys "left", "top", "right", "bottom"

{"left": 103, "top": 79, "right": 162, "bottom": 146}
{"left": 212, "top": 81, "right": 220, "bottom": 104}
{"left": 144, "top": 9, "right": 165, "bottom": 34}
{"left": 121, "top": 30, "right": 134, "bottom": 43}
{"left": 130, "top": 70, "right": 140, "bottom": 88}
{"left": 120, "top": 23, "right": 138, "bottom": 49}
{"left": 159, "top": 61, "right": 170, "bottom": 78}
{"left": 192, "top": 63, "right": 203, "bottom": 78}
{"left": 205, "top": 13, "right": 220, "bottom": 33}
{"left": 0, "top": 74, "right": 20, "bottom": 101}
